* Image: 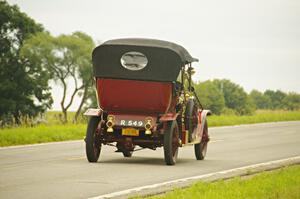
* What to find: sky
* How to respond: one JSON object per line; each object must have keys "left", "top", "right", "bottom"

{"left": 7, "top": 0, "right": 300, "bottom": 110}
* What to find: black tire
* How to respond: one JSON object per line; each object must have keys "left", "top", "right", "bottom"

{"left": 122, "top": 150, "right": 133, "bottom": 157}
{"left": 185, "top": 99, "right": 198, "bottom": 142}
{"left": 164, "top": 121, "right": 179, "bottom": 165}
{"left": 194, "top": 120, "right": 208, "bottom": 160}
{"left": 85, "top": 116, "right": 101, "bottom": 162}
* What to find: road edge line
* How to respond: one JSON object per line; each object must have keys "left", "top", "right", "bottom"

{"left": 0, "top": 140, "right": 83, "bottom": 150}
{"left": 88, "top": 156, "right": 300, "bottom": 199}
{"left": 208, "top": 120, "right": 300, "bottom": 130}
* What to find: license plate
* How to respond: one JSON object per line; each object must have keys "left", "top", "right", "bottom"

{"left": 122, "top": 128, "right": 139, "bottom": 136}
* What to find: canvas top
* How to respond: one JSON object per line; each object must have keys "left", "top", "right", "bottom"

{"left": 92, "top": 38, "right": 198, "bottom": 82}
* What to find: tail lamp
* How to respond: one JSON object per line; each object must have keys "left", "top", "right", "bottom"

{"left": 106, "top": 115, "right": 115, "bottom": 133}
{"left": 145, "top": 118, "right": 152, "bottom": 135}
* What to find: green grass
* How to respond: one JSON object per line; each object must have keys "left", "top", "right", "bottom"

{"left": 0, "top": 110, "right": 300, "bottom": 147}
{"left": 0, "top": 124, "right": 86, "bottom": 147}
{"left": 144, "top": 165, "right": 300, "bottom": 199}
{"left": 208, "top": 110, "right": 300, "bottom": 127}
{"left": 43, "top": 111, "right": 87, "bottom": 124}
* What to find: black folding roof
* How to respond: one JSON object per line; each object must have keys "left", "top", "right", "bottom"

{"left": 92, "top": 38, "right": 198, "bottom": 82}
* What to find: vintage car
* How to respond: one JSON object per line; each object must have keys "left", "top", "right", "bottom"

{"left": 84, "top": 38, "right": 211, "bottom": 165}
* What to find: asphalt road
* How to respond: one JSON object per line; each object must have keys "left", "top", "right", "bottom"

{"left": 1, "top": 121, "right": 300, "bottom": 199}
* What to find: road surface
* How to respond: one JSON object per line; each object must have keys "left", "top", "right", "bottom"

{"left": 0, "top": 121, "right": 300, "bottom": 199}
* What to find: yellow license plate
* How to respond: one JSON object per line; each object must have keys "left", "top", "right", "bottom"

{"left": 122, "top": 128, "right": 139, "bottom": 136}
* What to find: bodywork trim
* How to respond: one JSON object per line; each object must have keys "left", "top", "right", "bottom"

{"left": 84, "top": 108, "right": 103, "bottom": 116}
{"left": 159, "top": 113, "right": 179, "bottom": 122}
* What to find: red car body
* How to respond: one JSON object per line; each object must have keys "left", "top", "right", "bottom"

{"left": 97, "top": 78, "right": 173, "bottom": 114}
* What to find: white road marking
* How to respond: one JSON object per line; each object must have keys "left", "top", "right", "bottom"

{"left": 67, "top": 156, "right": 86, "bottom": 161}
{"left": 0, "top": 140, "right": 83, "bottom": 150}
{"left": 209, "top": 138, "right": 223, "bottom": 143}
{"left": 88, "top": 156, "right": 300, "bottom": 199}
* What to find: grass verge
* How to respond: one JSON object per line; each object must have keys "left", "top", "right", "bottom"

{"left": 0, "top": 124, "right": 86, "bottom": 147}
{"left": 0, "top": 110, "right": 299, "bottom": 147}
{"left": 208, "top": 110, "right": 300, "bottom": 127}
{"left": 144, "top": 165, "right": 300, "bottom": 199}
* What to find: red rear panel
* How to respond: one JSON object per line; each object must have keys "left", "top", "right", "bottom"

{"left": 97, "top": 79, "right": 172, "bottom": 114}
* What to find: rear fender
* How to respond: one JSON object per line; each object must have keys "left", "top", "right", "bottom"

{"left": 84, "top": 108, "right": 103, "bottom": 117}
{"left": 195, "top": 109, "right": 211, "bottom": 143}
{"left": 200, "top": 109, "right": 211, "bottom": 133}
{"left": 159, "top": 113, "right": 179, "bottom": 122}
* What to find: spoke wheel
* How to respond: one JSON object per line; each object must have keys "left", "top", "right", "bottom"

{"left": 194, "top": 120, "right": 208, "bottom": 160}
{"left": 164, "top": 121, "right": 179, "bottom": 165}
{"left": 86, "top": 116, "right": 101, "bottom": 162}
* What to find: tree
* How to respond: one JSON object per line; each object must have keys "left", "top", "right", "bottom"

{"left": 0, "top": 1, "right": 52, "bottom": 125}
{"left": 70, "top": 32, "right": 96, "bottom": 122}
{"left": 249, "top": 90, "right": 271, "bottom": 109}
{"left": 264, "top": 90, "right": 287, "bottom": 109}
{"left": 212, "top": 79, "right": 255, "bottom": 115}
{"left": 282, "top": 93, "right": 300, "bottom": 110}
{"left": 194, "top": 80, "right": 225, "bottom": 115}
{"left": 21, "top": 32, "right": 95, "bottom": 123}
{"left": 81, "top": 83, "right": 98, "bottom": 115}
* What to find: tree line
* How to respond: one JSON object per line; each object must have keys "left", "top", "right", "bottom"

{"left": 194, "top": 79, "right": 300, "bottom": 115}
{"left": 0, "top": 1, "right": 299, "bottom": 126}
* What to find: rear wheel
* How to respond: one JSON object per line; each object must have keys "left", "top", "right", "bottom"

{"left": 86, "top": 116, "right": 101, "bottom": 162}
{"left": 194, "top": 120, "right": 208, "bottom": 160}
{"left": 164, "top": 121, "right": 179, "bottom": 165}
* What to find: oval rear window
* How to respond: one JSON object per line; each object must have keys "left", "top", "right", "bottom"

{"left": 120, "top": 51, "right": 148, "bottom": 71}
